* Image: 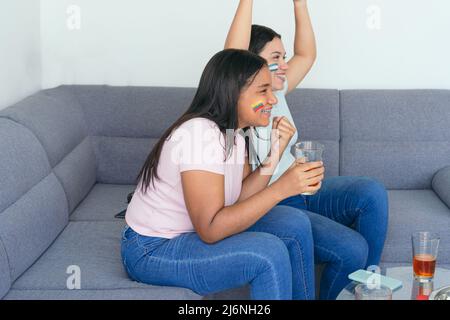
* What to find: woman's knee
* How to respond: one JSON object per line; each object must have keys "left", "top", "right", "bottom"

{"left": 353, "top": 177, "right": 388, "bottom": 206}
{"left": 245, "top": 232, "right": 292, "bottom": 272}
{"left": 342, "top": 178, "right": 389, "bottom": 226}
{"left": 270, "top": 206, "right": 313, "bottom": 239}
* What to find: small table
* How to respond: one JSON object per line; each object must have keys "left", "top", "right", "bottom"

{"left": 337, "top": 267, "right": 450, "bottom": 300}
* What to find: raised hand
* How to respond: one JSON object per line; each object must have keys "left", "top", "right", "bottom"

{"left": 270, "top": 116, "right": 297, "bottom": 159}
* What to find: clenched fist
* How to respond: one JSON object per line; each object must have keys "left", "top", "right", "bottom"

{"left": 270, "top": 116, "right": 297, "bottom": 161}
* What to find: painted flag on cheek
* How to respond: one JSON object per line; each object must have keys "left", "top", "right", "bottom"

{"left": 251, "top": 101, "right": 265, "bottom": 112}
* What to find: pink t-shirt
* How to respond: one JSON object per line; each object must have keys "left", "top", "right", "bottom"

{"left": 125, "top": 117, "right": 246, "bottom": 239}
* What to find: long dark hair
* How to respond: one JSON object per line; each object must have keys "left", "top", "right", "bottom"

{"left": 136, "top": 49, "right": 267, "bottom": 193}
{"left": 249, "top": 25, "right": 282, "bottom": 55}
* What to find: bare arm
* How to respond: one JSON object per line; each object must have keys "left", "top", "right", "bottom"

{"left": 224, "top": 0, "right": 253, "bottom": 50}
{"left": 286, "top": 0, "right": 317, "bottom": 93}
{"left": 237, "top": 153, "right": 278, "bottom": 202}
{"left": 181, "top": 159, "right": 323, "bottom": 244}
{"left": 181, "top": 170, "right": 282, "bottom": 244}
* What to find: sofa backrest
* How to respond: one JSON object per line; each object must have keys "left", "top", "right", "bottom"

{"left": 70, "top": 85, "right": 198, "bottom": 184}
{"left": 68, "top": 86, "right": 341, "bottom": 184}
{"left": 287, "top": 89, "right": 340, "bottom": 177}
{"left": 340, "top": 90, "right": 450, "bottom": 189}
{"left": 0, "top": 87, "right": 97, "bottom": 213}
{"left": 0, "top": 118, "right": 69, "bottom": 299}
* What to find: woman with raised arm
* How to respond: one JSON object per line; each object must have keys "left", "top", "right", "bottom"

{"left": 225, "top": 0, "right": 388, "bottom": 300}
{"left": 122, "top": 49, "right": 324, "bottom": 300}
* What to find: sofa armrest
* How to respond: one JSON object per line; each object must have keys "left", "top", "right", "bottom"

{"left": 432, "top": 166, "right": 450, "bottom": 209}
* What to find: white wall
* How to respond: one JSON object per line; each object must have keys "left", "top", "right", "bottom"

{"left": 39, "top": 0, "right": 450, "bottom": 90}
{"left": 0, "top": 0, "right": 41, "bottom": 110}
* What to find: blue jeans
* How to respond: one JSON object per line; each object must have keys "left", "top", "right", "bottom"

{"left": 278, "top": 176, "right": 389, "bottom": 300}
{"left": 121, "top": 205, "right": 314, "bottom": 300}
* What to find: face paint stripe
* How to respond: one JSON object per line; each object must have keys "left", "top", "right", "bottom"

{"left": 254, "top": 105, "right": 264, "bottom": 112}
{"left": 269, "top": 63, "right": 279, "bottom": 72}
{"left": 252, "top": 102, "right": 265, "bottom": 112}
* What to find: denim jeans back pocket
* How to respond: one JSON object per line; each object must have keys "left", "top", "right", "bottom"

{"left": 136, "top": 234, "right": 169, "bottom": 255}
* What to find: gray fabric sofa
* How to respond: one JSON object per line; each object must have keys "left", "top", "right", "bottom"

{"left": 0, "top": 86, "right": 449, "bottom": 300}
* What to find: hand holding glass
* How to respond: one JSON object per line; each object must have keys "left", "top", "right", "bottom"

{"left": 294, "top": 141, "right": 325, "bottom": 195}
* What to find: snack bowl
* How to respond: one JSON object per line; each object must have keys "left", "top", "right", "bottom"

{"left": 430, "top": 285, "right": 450, "bottom": 300}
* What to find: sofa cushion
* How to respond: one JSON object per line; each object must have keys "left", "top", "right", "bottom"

{"left": 0, "top": 119, "right": 51, "bottom": 213}
{"left": 432, "top": 166, "right": 450, "bottom": 209}
{"left": 341, "top": 141, "right": 450, "bottom": 190}
{"left": 7, "top": 221, "right": 200, "bottom": 300}
{"left": 91, "top": 136, "right": 158, "bottom": 184}
{"left": 0, "top": 87, "right": 88, "bottom": 167}
{"left": 287, "top": 89, "right": 340, "bottom": 177}
{"left": 71, "top": 86, "right": 196, "bottom": 137}
{"left": 0, "top": 173, "right": 68, "bottom": 282}
{"left": 71, "top": 184, "right": 136, "bottom": 221}
{"left": 71, "top": 85, "right": 196, "bottom": 184}
{"left": 381, "top": 190, "right": 450, "bottom": 264}
{"left": 0, "top": 118, "right": 69, "bottom": 299}
{"left": 340, "top": 90, "right": 450, "bottom": 189}
{"left": 0, "top": 87, "right": 97, "bottom": 213}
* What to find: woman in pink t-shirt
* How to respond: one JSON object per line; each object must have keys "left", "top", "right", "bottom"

{"left": 122, "top": 49, "right": 324, "bottom": 300}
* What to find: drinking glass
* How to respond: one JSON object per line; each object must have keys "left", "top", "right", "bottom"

{"left": 412, "top": 232, "right": 440, "bottom": 281}
{"left": 294, "top": 141, "right": 324, "bottom": 195}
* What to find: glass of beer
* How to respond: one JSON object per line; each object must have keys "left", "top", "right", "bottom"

{"left": 294, "top": 141, "right": 324, "bottom": 196}
{"left": 412, "top": 232, "right": 440, "bottom": 281}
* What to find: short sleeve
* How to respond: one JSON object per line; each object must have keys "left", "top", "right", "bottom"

{"left": 174, "top": 118, "right": 226, "bottom": 175}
